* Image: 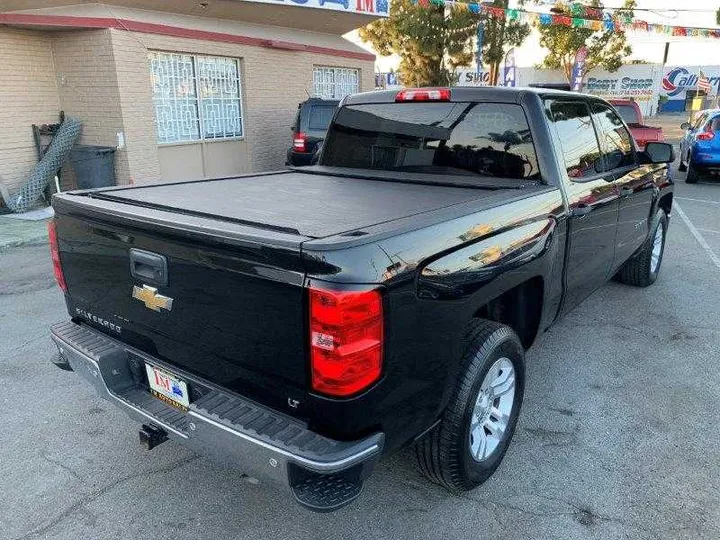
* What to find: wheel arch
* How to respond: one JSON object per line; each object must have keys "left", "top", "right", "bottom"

{"left": 657, "top": 192, "right": 673, "bottom": 217}
{"left": 472, "top": 276, "right": 544, "bottom": 350}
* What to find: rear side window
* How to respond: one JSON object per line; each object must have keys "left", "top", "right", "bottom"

{"left": 307, "top": 105, "right": 336, "bottom": 131}
{"left": 590, "top": 102, "right": 636, "bottom": 171}
{"left": 692, "top": 113, "right": 708, "bottom": 130}
{"left": 546, "top": 100, "right": 602, "bottom": 180}
{"left": 612, "top": 104, "right": 640, "bottom": 125}
{"left": 709, "top": 115, "right": 720, "bottom": 131}
{"left": 322, "top": 102, "right": 540, "bottom": 181}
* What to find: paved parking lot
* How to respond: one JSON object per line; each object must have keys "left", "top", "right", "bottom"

{"left": 1, "top": 161, "right": 719, "bottom": 540}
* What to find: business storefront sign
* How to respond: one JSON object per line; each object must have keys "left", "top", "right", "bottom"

{"left": 246, "top": 0, "right": 389, "bottom": 15}
{"left": 456, "top": 70, "right": 491, "bottom": 86}
{"left": 516, "top": 64, "right": 663, "bottom": 117}
{"left": 584, "top": 76, "right": 656, "bottom": 101}
{"left": 661, "top": 67, "right": 720, "bottom": 97}
{"left": 659, "top": 66, "right": 720, "bottom": 111}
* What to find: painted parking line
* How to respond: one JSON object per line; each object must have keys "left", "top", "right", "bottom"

{"left": 676, "top": 197, "right": 720, "bottom": 206}
{"left": 698, "top": 228, "right": 720, "bottom": 235}
{"left": 674, "top": 202, "right": 720, "bottom": 271}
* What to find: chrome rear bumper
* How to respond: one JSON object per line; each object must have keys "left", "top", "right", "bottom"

{"left": 50, "top": 321, "right": 383, "bottom": 511}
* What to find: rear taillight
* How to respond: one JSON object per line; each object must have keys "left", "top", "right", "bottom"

{"left": 47, "top": 219, "right": 67, "bottom": 292}
{"left": 697, "top": 123, "right": 715, "bottom": 141}
{"left": 293, "top": 132, "right": 307, "bottom": 153}
{"left": 395, "top": 88, "right": 451, "bottom": 102}
{"left": 309, "top": 287, "right": 383, "bottom": 397}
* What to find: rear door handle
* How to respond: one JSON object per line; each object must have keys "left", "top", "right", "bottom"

{"left": 572, "top": 204, "right": 592, "bottom": 217}
{"left": 130, "top": 248, "right": 168, "bottom": 286}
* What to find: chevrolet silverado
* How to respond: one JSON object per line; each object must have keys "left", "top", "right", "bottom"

{"left": 48, "top": 87, "right": 675, "bottom": 512}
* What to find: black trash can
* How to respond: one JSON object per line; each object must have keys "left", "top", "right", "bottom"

{"left": 70, "top": 145, "right": 116, "bottom": 189}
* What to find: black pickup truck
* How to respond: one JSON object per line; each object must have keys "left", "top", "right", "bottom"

{"left": 48, "top": 87, "right": 674, "bottom": 512}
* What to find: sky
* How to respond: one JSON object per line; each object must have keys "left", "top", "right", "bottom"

{"left": 346, "top": 0, "right": 720, "bottom": 71}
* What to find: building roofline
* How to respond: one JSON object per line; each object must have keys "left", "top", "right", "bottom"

{"left": 0, "top": 13, "right": 376, "bottom": 61}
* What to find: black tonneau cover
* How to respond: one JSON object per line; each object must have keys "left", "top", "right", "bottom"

{"left": 89, "top": 171, "right": 502, "bottom": 239}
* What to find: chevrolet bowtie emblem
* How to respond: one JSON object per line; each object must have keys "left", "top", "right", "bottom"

{"left": 132, "top": 285, "right": 174, "bottom": 312}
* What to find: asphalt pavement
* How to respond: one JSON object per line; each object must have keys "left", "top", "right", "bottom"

{"left": 1, "top": 159, "right": 719, "bottom": 540}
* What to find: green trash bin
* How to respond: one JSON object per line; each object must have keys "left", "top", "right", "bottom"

{"left": 70, "top": 145, "right": 116, "bottom": 189}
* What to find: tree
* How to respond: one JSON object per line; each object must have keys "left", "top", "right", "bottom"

{"left": 482, "top": 1, "right": 531, "bottom": 85}
{"left": 359, "top": 0, "right": 530, "bottom": 87}
{"left": 359, "top": 0, "right": 478, "bottom": 87}
{"left": 536, "top": 0, "right": 636, "bottom": 83}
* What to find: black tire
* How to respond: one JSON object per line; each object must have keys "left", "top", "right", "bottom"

{"left": 414, "top": 320, "right": 525, "bottom": 493}
{"left": 686, "top": 157, "right": 699, "bottom": 184}
{"left": 616, "top": 209, "right": 668, "bottom": 287}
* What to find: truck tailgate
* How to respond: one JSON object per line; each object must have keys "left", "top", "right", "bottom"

{"left": 54, "top": 198, "right": 310, "bottom": 413}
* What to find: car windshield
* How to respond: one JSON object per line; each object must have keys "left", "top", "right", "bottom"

{"left": 613, "top": 104, "right": 640, "bottom": 125}
{"left": 321, "top": 102, "right": 540, "bottom": 181}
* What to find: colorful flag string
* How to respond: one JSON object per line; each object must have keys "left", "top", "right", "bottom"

{"left": 410, "top": 0, "right": 720, "bottom": 40}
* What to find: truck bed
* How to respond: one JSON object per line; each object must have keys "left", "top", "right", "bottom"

{"left": 53, "top": 169, "right": 524, "bottom": 425}
{"left": 88, "top": 171, "right": 501, "bottom": 239}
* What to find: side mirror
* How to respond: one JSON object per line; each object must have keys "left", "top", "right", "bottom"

{"left": 680, "top": 122, "right": 691, "bottom": 130}
{"left": 593, "top": 156, "right": 605, "bottom": 174}
{"left": 643, "top": 142, "right": 675, "bottom": 164}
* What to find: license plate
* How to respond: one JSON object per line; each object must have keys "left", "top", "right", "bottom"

{"left": 145, "top": 364, "right": 190, "bottom": 411}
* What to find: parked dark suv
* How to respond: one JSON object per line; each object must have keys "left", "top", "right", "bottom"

{"left": 286, "top": 98, "right": 339, "bottom": 166}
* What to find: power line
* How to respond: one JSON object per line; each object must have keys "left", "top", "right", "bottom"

{"left": 603, "top": 8, "right": 717, "bottom": 12}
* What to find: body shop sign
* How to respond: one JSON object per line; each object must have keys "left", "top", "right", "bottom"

{"left": 584, "top": 76, "right": 655, "bottom": 101}
{"left": 247, "top": 0, "right": 389, "bottom": 15}
{"left": 456, "top": 71, "right": 492, "bottom": 86}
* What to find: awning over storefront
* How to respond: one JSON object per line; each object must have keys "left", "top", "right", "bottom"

{"left": 0, "top": 0, "right": 387, "bottom": 34}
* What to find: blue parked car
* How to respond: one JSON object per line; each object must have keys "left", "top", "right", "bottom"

{"left": 679, "top": 109, "right": 720, "bottom": 183}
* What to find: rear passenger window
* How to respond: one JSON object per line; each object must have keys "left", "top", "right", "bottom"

{"left": 308, "top": 106, "right": 336, "bottom": 131}
{"left": 546, "top": 100, "right": 602, "bottom": 180}
{"left": 590, "top": 102, "right": 636, "bottom": 171}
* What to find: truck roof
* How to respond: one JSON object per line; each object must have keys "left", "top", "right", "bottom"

{"left": 344, "top": 86, "right": 603, "bottom": 106}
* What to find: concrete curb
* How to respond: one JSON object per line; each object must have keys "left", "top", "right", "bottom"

{"left": 0, "top": 217, "right": 49, "bottom": 251}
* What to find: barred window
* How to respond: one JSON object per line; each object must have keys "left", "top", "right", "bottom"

{"left": 150, "top": 52, "right": 244, "bottom": 144}
{"left": 313, "top": 67, "right": 360, "bottom": 99}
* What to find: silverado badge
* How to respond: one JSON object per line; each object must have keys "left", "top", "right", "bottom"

{"left": 132, "top": 285, "right": 174, "bottom": 312}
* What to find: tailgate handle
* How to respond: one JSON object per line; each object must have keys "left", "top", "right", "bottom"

{"left": 129, "top": 249, "right": 168, "bottom": 286}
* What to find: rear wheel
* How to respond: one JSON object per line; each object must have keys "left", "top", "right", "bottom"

{"left": 616, "top": 208, "right": 668, "bottom": 287}
{"left": 414, "top": 320, "right": 525, "bottom": 492}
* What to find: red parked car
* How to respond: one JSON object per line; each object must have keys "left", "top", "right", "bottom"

{"left": 608, "top": 99, "right": 664, "bottom": 150}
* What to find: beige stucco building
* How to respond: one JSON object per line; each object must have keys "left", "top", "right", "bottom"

{"left": 0, "top": 0, "right": 381, "bottom": 196}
